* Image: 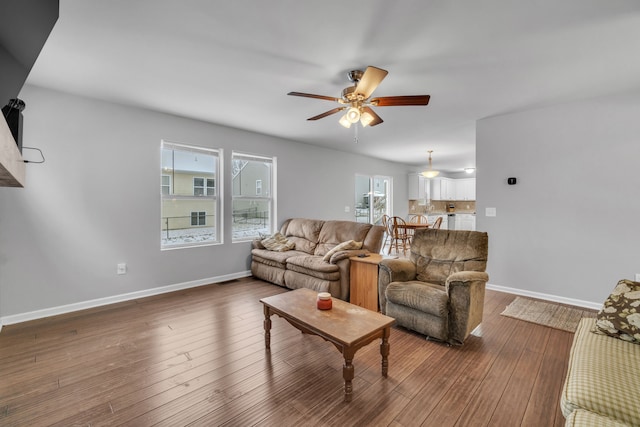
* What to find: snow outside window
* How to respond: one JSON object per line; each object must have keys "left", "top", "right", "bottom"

{"left": 231, "top": 152, "right": 275, "bottom": 242}
{"left": 161, "top": 141, "right": 222, "bottom": 249}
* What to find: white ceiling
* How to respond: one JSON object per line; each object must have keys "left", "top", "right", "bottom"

{"left": 25, "top": 0, "right": 640, "bottom": 172}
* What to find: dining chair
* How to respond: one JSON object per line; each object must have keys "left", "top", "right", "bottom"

{"left": 388, "top": 216, "right": 411, "bottom": 256}
{"left": 408, "top": 214, "right": 428, "bottom": 224}
{"left": 430, "top": 216, "right": 443, "bottom": 229}
{"left": 407, "top": 214, "right": 428, "bottom": 240}
{"left": 381, "top": 214, "right": 391, "bottom": 250}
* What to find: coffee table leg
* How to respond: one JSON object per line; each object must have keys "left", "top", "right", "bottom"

{"left": 263, "top": 305, "right": 271, "bottom": 350}
{"left": 343, "top": 357, "right": 354, "bottom": 402}
{"left": 380, "top": 327, "right": 390, "bottom": 377}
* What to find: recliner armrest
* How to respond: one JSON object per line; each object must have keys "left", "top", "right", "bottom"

{"left": 445, "top": 271, "right": 489, "bottom": 287}
{"left": 378, "top": 258, "right": 417, "bottom": 314}
{"left": 445, "top": 270, "right": 489, "bottom": 345}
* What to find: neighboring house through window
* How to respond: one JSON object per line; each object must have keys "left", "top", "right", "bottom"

{"left": 161, "top": 175, "right": 171, "bottom": 195}
{"left": 191, "top": 211, "right": 206, "bottom": 226}
{"left": 161, "top": 141, "right": 222, "bottom": 249}
{"left": 193, "top": 177, "right": 215, "bottom": 196}
{"left": 231, "top": 152, "right": 275, "bottom": 242}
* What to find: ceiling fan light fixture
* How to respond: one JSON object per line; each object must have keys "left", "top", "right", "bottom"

{"left": 346, "top": 106, "right": 360, "bottom": 123}
{"left": 360, "top": 111, "right": 374, "bottom": 127}
{"left": 338, "top": 114, "right": 352, "bottom": 128}
{"left": 421, "top": 150, "right": 440, "bottom": 178}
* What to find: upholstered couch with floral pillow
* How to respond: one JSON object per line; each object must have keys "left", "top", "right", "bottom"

{"left": 251, "top": 218, "right": 385, "bottom": 301}
{"left": 561, "top": 279, "right": 640, "bottom": 426}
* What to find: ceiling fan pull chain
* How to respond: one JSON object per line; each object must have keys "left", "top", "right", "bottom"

{"left": 353, "top": 122, "right": 359, "bottom": 143}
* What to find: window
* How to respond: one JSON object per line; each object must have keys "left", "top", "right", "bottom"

{"left": 193, "top": 177, "right": 216, "bottom": 196}
{"left": 161, "top": 141, "right": 222, "bottom": 249}
{"left": 161, "top": 175, "right": 171, "bottom": 195}
{"left": 191, "top": 211, "right": 206, "bottom": 226}
{"left": 231, "top": 152, "right": 275, "bottom": 242}
{"left": 355, "top": 174, "right": 392, "bottom": 225}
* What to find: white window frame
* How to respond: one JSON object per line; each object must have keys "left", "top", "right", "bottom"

{"left": 161, "top": 140, "right": 223, "bottom": 250}
{"left": 231, "top": 152, "right": 276, "bottom": 243}
{"left": 256, "top": 179, "right": 262, "bottom": 196}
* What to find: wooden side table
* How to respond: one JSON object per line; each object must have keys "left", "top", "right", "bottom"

{"left": 349, "top": 253, "right": 389, "bottom": 311}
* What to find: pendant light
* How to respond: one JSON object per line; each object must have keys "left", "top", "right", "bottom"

{"left": 421, "top": 150, "right": 440, "bottom": 178}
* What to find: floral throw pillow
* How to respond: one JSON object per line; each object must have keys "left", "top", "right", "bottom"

{"left": 322, "top": 240, "right": 363, "bottom": 262}
{"left": 593, "top": 279, "right": 640, "bottom": 344}
{"left": 260, "top": 232, "right": 295, "bottom": 252}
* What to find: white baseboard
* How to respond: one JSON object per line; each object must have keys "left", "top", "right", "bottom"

{"left": 0, "top": 271, "right": 252, "bottom": 327}
{"left": 486, "top": 283, "right": 602, "bottom": 311}
{"left": 2, "top": 276, "right": 601, "bottom": 330}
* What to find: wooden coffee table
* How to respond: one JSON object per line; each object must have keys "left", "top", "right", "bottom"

{"left": 260, "top": 288, "right": 395, "bottom": 402}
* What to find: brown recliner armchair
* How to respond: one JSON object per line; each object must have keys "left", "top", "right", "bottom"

{"left": 378, "top": 228, "right": 489, "bottom": 345}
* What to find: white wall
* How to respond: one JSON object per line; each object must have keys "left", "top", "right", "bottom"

{"left": 0, "top": 85, "right": 411, "bottom": 321}
{"left": 477, "top": 91, "right": 640, "bottom": 307}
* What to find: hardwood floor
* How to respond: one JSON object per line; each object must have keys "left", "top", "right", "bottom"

{"left": 0, "top": 278, "right": 578, "bottom": 426}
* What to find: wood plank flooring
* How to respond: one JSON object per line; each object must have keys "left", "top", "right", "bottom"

{"left": 0, "top": 277, "right": 581, "bottom": 426}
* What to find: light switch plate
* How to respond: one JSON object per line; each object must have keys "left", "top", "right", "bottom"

{"left": 117, "top": 263, "right": 127, "bottom": 275}
{"left": 485, "top": 207, "right": 497, "bottom": 217}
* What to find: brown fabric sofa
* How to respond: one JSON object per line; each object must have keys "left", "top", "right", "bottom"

{"left": 251, "top": 218, "right": 385, "bottom": 300}
{"left": 378, "top": 228, "right": 489, "bottom": 345}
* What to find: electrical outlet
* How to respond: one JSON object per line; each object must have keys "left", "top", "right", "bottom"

{"left": 344, "top": 206, "right": 350, "bottom": 213}
{"left": 117, "top": 263, "right": 127, "bottom": 275}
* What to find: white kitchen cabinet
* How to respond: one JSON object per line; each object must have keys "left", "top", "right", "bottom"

{"left": 431, "top": 177, "right": 455, "bottom": 200}
{"left": 455, "top": 178, "right": 476, "bottom": 200}
{"left": 408, "top": 173, "right": 427, "bottom": 201}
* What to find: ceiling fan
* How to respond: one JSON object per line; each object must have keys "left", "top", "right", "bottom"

{"left": 288, "top": 66, "right": 430, "bottom": 128}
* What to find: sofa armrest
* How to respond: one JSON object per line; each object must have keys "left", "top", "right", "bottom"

{"left": 445, "top": 271, "right": 489, "bottom": 345}
{"left": 328, "top": 249, "right": 369, "bottom": 264}
{"left": 377, "top": 258, "right": 417, "bottom": 314}
{"left": 251, "top": 239, "right": 265, "bottom": 249}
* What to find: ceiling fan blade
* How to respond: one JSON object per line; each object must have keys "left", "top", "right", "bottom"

{"left": 361, "top": 106, "right": 383, "bottom": 127}
{"left": 307, "top": 107, "right": 345, "bottom": 121}
{"left": 355, "top": 66, "right": 388, "bottom": 99}
{"left": 288, "top": 92, "right": 341, "bottom": 102}
{"left": 370, "top": 95, "right": 431, "bottom": 107}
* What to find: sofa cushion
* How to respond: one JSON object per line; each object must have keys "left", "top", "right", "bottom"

{"left": 593, "top": 279, "right": 640, "bottom": 344}
{"left": 561, "top": 318, "right": 640, "bottom": 426}
{"left": 280, "top": 218, "right": 324, "bottom": 254}
{"left": 410, "top": 229, "right": 488, "bottom": 286}
{"left": 260, "top": 232, "right": 295, "bottom": 252}
{"left": 386, "top": 281, "right": 448, "bottom": 318}
{"left": 565, "top": 409, "right": 629, "bottom": 427}
{"left": 315, "top": 221, "right": 372, "bottom": 256}
{"left": 322, "top": 240, "right": 363, "bottom": 262}
{"left": 286, "top": 255, "right": 340, "bottom": 281}
{"left": 251, "top": 248, "right": 308, "bottom": 269}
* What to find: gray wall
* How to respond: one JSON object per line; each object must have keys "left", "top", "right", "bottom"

{"left": 477, "top": 90, "right": 640, "bottom": 307}
{"left": 0, "top": 85, "right": 411, "bottom": 320}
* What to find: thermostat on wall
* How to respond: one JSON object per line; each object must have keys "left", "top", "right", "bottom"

{"left": 507, "top": 177, "right": 517, "bottom": 185}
